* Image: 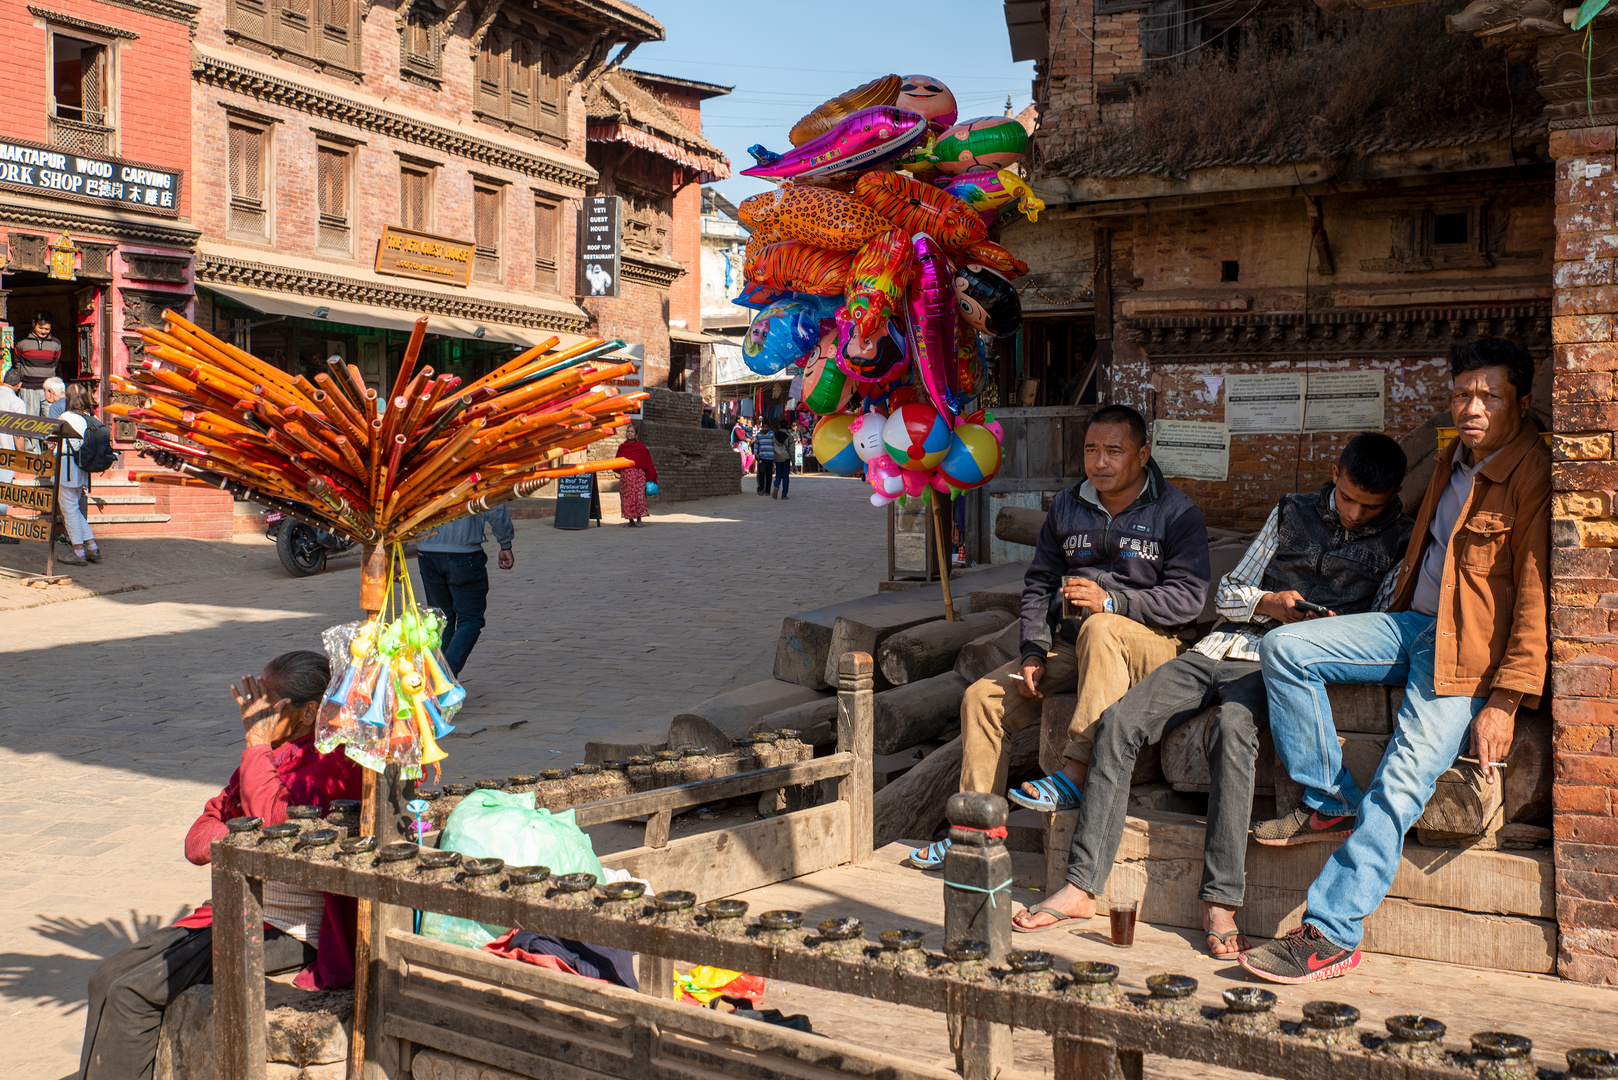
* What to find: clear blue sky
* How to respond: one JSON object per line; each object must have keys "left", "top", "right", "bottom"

{"left": 625, "top": 0, "right": 1036, "bottom": 203}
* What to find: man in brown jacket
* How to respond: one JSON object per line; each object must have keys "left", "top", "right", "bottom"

{"left": 1239, "top": 338, "right": 1550, "bottom": 985}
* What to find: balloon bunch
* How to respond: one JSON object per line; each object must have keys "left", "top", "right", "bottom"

{"left": 116, "top": 311, "right": 643, "bottom": 545}
{"left": 734, "top": 73, "right": 1043, "bottom": 508}
{"left": 316, "top": 546, "right": 465, "bottom": 779}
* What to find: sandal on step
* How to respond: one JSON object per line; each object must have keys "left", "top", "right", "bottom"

{"left": 1206, "top": 928, "right": 1247, "bottom": 958}
{"left": 1012, "top": 904, "right": 1089, "bottom": 934}
{"left": 904, "top": 838, "right": 951, "bottom": 871}
{"left": 1007, "top": 771, "right": 1083, "bottom": 813}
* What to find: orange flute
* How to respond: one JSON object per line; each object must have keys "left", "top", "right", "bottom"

{"left": 388, "top": 316, "right": 430, "bottom": 405}
{"left": 456, "top": 336, "right": 564, "bottom": 396}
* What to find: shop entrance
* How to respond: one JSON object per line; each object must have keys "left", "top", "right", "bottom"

{"left": 1015, "top": 317, "right": 1099, "bottom": 407}
{"left": 2, "top": 273, "right": 96, "bottom": 383}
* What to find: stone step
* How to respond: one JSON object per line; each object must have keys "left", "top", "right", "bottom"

{"left": 81, "top": 512, "right": 171, "bottom": 524}
{"left": 87, "top": 493, "right": 159, "bottom": 507}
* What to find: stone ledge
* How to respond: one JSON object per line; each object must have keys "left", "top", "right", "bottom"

{"left": 155, "top": 979, "right": 352, "bottom": 1080}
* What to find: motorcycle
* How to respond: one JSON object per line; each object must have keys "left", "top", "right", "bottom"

{"left": 265, "top": 507, "right": 358, "bottom": 576}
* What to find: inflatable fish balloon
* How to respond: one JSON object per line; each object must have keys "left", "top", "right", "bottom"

{"left": 744, "top": 107, "right": 928, "bottom": 182}
{"left": 789, "top": 74, "right": 902, "bottom": 146}
{"left": 939, "top": 169, "right": 1045, "bottom": 226}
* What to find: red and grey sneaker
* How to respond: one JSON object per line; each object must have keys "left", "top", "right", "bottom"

{"left": 1238, "top": 924, "right": 1362, "bottom": 984}
{"left": 1252, "top": 806, "right": 1353, "bottom": 847}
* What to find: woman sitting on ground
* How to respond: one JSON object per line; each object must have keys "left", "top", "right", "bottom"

{"left": 79, "top": 650, "right": 361, "bottom": 1080}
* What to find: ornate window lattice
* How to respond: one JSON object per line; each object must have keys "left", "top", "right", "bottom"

{"left": 473, "top": 184, "right": 501, "bottom": 282}
{"left": 400, "top": 165, "right": 432, "bottom": 231}
{"left": 226, "top": 0, "right": 360, "bottom": 79}
{"left": 48, "top": 33, "right": 113, "bottom": 156}
{"left": 533, "top": 197, "right": 559, "bottom": 293}
{"left": 618, "top": 184, "right": 669, "bottom": 257}
{"left": 317, "top": 144, "right": 351, "bottom": 253}
{"left": 227, "top": 121, "right": 270, "bottom": 241}
{"left": 401, "top": 0, "right": 443, "bottom": 83}
{"left": 474, "top": 15, "right": 568, "bottom": 142}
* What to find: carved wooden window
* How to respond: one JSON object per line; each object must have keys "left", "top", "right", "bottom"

{"left": 1361, "top": 197, "right": 1492, "bottom": 273}
{"left": 619, "top": 185, "right": 669, "bottom": 257}
{"left": 227, "top": 121, "right": 271, "bottom": 242}
{"left": 317, "top": 144, "right": 352, "bottom": 254}
{"left": 533, "top": 196, "right": 559, "bottom": 293}
{"left": 48, "top": 33, "right": 114, "bottom": 156}
{"left": 474, "top": 17, "right": 568, "bottom": 141}
{"left": 400, "top": 164, "right": 433, "bottom": 231}
{"left": 401, "top": 0, "right": 443, "bottom": 83}
{"left": 227, "top": 0, "right": 360, "bottom": 78}
{"left": 473, "top": 184, "right": 501, "bottom": 282}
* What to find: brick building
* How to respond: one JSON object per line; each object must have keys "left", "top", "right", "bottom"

{"left": 0, "top": 0, "right": 201, "bottom": 535}
{"left": 581, "top": 67, "right": 728, "bottom": 390}
{"left": 1003, "top": 0, "right": 1618, "bottom": 986}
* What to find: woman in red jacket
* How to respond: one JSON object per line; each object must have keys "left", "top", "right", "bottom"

{"left": 78, "top": 651, "right": 362, "bottom": 1080}
{"left": 614, "top": 424, "right": 658, "bottom": 527}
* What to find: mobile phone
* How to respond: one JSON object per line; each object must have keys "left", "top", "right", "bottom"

{"left": 1294, "top": 599, "right": 1330, "bottom": 615}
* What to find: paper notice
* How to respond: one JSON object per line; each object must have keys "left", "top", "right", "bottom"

{"left": 1303, "top": 370, "right": 1385, "bottom": 432}
{"left": 1224, "top": 373, "right": 1304, "bottom": 433}
{"left": 1152, "top": 420, "right": 1230, "bottom": 482}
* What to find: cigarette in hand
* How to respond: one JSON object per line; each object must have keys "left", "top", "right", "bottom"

{"left": 1009, "top": 673, "right": 1025, "bottom": 682}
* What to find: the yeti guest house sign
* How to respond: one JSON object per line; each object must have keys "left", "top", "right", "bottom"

{"left": 577, "top": 196, "right": 621, "bottom": 299}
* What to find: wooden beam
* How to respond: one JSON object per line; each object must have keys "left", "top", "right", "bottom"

{"left": 1092, "top": 227, "right": 1112, "bottom": 341}
{"left": 570, "top": 754, "right": 854, "bottom": 827}
{"left": 212, "top": 862, "right": 267, "bottom": 1080}
{"left": 600, "top": 802, "right": 852, "bottom": 897}
{"left": 838, "top": 652, "right": 875, "bottom": 865}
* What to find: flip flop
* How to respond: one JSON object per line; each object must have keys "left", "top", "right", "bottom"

{"left": 1206, "top": 928, "right": 1247, "bottom": 958}
{"left": 904, "top": 839, "right": 951, "bottom": 870}
{"left": 1007, "top": 771, "right": 1084, "bottom": 813}
{"left": 1012, "top": 904, "right": 1089, "bottom": 934}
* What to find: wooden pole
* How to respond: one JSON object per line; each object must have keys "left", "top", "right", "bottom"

{"left": 931, "top": 493, "right": 957, "bottom": 621}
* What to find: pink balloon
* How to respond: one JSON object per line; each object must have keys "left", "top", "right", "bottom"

{"left": 866, "top": 454, "right": 907, "bottom": 506}
{"left": 905, "top": 233, "right": 959, "bottom": 423}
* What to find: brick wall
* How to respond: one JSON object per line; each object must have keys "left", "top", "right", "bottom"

{"left": 589, "top": 386, "right": 738, "bottom": 501}
{"left": 1545, "top": 123, "right": 1618, "bottom": 987}
{"left": 669, "top": 182, "right": 702, "bottom": 331}
{"left": 1035, "top": 0, "right": 1101, "bottom": 157}
{"left": 583, "top": 278, "right": 671, "bottom": 386}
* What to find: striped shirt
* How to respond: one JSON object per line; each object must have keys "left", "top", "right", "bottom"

{"left": 1190, "top": 498, "right": 1400, "bottom": 663}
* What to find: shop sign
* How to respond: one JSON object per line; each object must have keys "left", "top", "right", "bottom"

{"left": 0, "top": 137, "right": 180, "bottom": 216}
{"left": 374, "top": 225, "right": 474, "bottom": 287}
{"left": 577, "top": 196, "right": 620, "bottom": 298}
{"left": 0, "top": 414, "right": 64, "bottom": 440}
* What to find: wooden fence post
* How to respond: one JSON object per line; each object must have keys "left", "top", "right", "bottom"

{"left": 944, "top": 791, "right": 1012, "bottom": 1080}
{"left": 213, "top": 860, "right": 268, "bottom": 1080}
{"left": 1054, "top": 1036, "right": 1144, "bottom": 1080}
{"left": 837, "top": 652, "right": 875, "bottom": 866}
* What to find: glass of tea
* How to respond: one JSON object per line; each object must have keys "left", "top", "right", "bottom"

{"left": 1109, "top": 899, "right": 1139, "bottom": 948}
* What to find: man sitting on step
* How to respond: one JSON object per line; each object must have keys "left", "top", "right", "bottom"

{"left": 907, "top": 405, "right": 1211, "bottom": 870}
{"left": 1009, "top": 433, "right": 1414, "bottom": 958}
{"left": 1241, "top": 339, "right": 1550, "bottom": 985}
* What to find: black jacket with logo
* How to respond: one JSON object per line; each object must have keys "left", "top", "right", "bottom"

{"left": 1019, "top": 459, "right": 1211, "bottom": 662}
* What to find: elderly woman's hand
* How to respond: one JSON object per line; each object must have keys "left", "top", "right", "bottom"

{"left": 232, "top": 674, "right": 291, "bottom": 747}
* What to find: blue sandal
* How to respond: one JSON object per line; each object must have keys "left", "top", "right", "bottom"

{"left": 1007, "top": 772, "right": 1084, "bottom": 813}
{"left": 904, "top": 838, "right": 951, "bottom": 870}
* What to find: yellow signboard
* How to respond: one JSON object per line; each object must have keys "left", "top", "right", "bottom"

{"left": 0, "top": 516, "right": 51, "bottom": 543}
{"left": 0, "top": 447, "right": 56, "bottom": 475}
{"left": 374, "top": 225, "right": 474, "bottom": 287}
{"left": 0, "top": 480, "right": 54, "bottom": 513}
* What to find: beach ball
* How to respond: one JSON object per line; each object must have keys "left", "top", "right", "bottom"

{"left": 883, "top": 403, "right": 950, "bottom": 471}
{"left": 812, "top": 413, "right": 865, "bottom": 476}
{"left": 937, "top": 422, "right": 1003, "bottom": 489}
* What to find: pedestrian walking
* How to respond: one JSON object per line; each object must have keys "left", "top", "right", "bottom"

{"left": 772, "top": 423, "right": 793, "bottom": 500}
{"left": 78, "top": 651, "right": 361, "bottom": 1080}
{"left": 57, "top": 383, "right": 103, "bottom": 566}
{"left": 413, "top": 504, "right": 514, "bottom": 676}
{"left": 730, "top": 419, "right": 755, "bottom": 474}
{"left": 615, "top": 424, "right": 657, "bottom": 527}
{"left": 14, "top": 311, "right": 62, "bottom": 420}
{"left": 0, "top": 368, "right": 25, "bottom": 546}
{"left": 754, "top": 423, "right": 776, "bottom": 495}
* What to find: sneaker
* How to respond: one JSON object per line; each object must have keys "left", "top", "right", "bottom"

{"left": 86, "top": 547, "right": 102, "bottom": 563}
{"left": 772, "top": 491, "right": 779, "bottom": 499}
{"left": 1252, "top": 806, "right": 1353, "bottom": 847}
{"left": 0, "top": 536, "right": 18, "bottom": 545}
{"left": 57, "top": 551, "right": 87, "bottom": 566}
{"left": 1239, "top": 924, "right": 1362, "bottom": 984}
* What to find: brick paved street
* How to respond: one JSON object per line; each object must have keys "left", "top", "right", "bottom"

{"left": 0, "top": 476, "right": 884, "bottom": 1079}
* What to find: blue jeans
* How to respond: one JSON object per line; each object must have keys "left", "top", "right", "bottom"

{"left": 1259, "top": 611, "right": 1486, "bottom": 949}
{"left": 773, "top": 462, "right": 790, "bottom": 496}
{"left": 417, "top": 549, "right": 489, "bottom": 676}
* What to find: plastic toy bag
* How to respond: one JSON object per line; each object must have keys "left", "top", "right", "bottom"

{"left": 673, "top": 966, "right": 767, "bottom": 1006}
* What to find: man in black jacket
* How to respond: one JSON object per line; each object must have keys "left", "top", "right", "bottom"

{"left": 907, "top": 405, "right": 1211, "bottom": 869}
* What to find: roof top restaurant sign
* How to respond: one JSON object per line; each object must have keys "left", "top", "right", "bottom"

{"left": 0, "top": 137, "right": 181, "bottom": 216}
{"left": 374, "top": 225, "right": 475, "bottom": 287}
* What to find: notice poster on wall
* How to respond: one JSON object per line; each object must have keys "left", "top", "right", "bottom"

{"left": 1303, "top": 370, "right": 1386, "bottom": 432}
{"left": 1152, "top": 420, "right": 1230, "bottom": 482}
{"left": 1224, "top": 373, "right": 1304, "bottom": 433}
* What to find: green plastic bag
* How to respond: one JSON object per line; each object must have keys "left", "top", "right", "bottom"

{"left": 419, "top": 789, "right": 604, "bottom": 948}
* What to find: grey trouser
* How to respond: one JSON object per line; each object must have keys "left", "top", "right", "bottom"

{"left": 1065, "top": 651, "right": 1266, "bottom": 907}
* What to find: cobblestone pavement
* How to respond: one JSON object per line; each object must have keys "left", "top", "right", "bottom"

{"left": 0, "top": 475, "right": 885, "bottom": 1079}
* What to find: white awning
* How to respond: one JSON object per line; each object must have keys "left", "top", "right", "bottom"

{"left": 201, "top": 284, "right": 588, "bottom": 348}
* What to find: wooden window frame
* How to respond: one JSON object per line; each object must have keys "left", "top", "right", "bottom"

{"left": 316, "top": 141, "right": 354, "bottom": 256}
{"left": 226, "top": 117, "right": 273, "bottom": 244}
{"left": 226, "top": 0, "right": 361, "bottom": 81}
{"left": 473, "top": 12, "right": 570, "bottom": 144}
{"left": 532, "top": 194, "right": 560, "bottom": 294}
{"left": 46, "top": 27, "right": 118, "bottom": 157}
{"left": 399, "top": 161, "right": 435, "bottom": 233}
{"left": 473, "top": 182, "right": 503, "bottom": 283}
{"left": 399, "top": 0, "right": 444, "bottom": 85}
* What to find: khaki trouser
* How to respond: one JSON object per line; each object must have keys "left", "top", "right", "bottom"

{"left": 959, "top": 613, "right": 1184, "bottom": 795}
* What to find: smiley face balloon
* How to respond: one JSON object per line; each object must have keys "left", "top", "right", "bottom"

{"left": 896, "top": 75, "right": 957, "bottom": 134}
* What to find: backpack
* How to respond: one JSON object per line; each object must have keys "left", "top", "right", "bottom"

{"left": 75, "top": 414, "right": 116, "bottom": 474}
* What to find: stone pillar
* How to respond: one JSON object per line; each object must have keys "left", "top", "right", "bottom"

{"left": 1546, "top": 120, "right": 1618, "bottom": 987}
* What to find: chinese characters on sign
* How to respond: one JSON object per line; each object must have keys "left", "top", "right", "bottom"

{"left": 0, "top": 138, "right": 181, "bottom": 216}
{"left": 374, "top": 225, "right": 475, "bottom": 287}
{"left": 577, "top": 196, "right": 621, "bottom": 298}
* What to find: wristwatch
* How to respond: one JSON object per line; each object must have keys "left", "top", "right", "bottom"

{"left": 1103, "top": 595, "right": 1115, "bottom": 614}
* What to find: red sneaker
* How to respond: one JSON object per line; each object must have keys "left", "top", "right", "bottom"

{"left": 1238, "top": 924, "right": 1363, "bottom": 984}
